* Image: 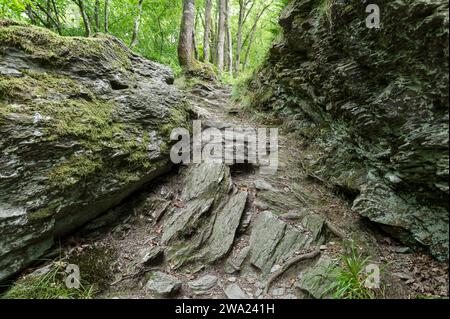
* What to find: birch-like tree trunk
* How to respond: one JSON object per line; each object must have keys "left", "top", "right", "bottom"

{"left": 216, "top": 0, "right": 226, "bottom": 74}
{"left": 225, "top": 0, "right": 233, "bottom": 74}
{"left": 94, "top": 0, "right": 100, "bottom": 32}
{"left": 210, "top": 5, "right": 218, "bottom": 65}
{"left": 178, "top": 0, "right": 196, "bottom": 68}
{"left": 203, "top": 0, "right": 213, "bottom": 62}
{"left": 130, "top": 0, "right": 144, "bottom": 48}
{"left": 104, "top": 0, "right": 109, "bottom": 33}
{"left": 74, "top": 0, "right": 91, "bottom": 37}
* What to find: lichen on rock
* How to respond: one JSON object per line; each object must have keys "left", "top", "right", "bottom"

{"left": 0, "top": 21, "right": 190, "bottom": 281}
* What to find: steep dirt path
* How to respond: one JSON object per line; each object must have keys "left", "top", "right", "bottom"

{"left": 45, "top": 83, "right": 448, "bottom": 299}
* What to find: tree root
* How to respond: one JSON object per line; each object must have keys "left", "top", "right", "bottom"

{"left": 264, "top": 248, "right": 321, "bottom": 294}
{"left": 324, "top": 220, "right": 347, "bottom": 239}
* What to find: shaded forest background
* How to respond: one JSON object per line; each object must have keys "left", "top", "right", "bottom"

{"left": 1, "top": 0, "right": 286, "bottom": 80}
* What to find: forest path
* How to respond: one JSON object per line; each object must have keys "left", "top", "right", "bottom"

{"left": 58, "top": 83, "right": 446, "bottom": 299}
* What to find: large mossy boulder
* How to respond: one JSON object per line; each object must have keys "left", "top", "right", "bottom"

{"left": 0, "top": 21, "right": 190, "bottom": 281}
{"left": 249, "top": 1, "right": 449, "bottom": 259}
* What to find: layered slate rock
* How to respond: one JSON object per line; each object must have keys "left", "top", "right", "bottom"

{"left": 249, "top": 211, "right": 325, "bottom": 276}
{"left": 249, "top": 0, "right": 449, "bottom": 259}
{"left": 188, "top": 274, "right": 218, "bottom": 295}
{"left": 146, "top": 271, "right": 182, "bottom": 297}
{"left": 138, "top": 245, "right": 164, "bottom": 265}
{"left": 296, "top": 256, "right": 337, "bottom": 299}
{"left": 225, "top": 246, "right": 251, "bottom": 274}
{"left": 162, "top": 163, "right": 248, "bottom": 270}
{"left": 0, "top": 21, "right": 190, "bottom": 281}
{"left": 224, "top": 283, "right": 250, "bottom": 299}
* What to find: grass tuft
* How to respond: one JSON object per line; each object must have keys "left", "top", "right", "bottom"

{"left": 325, "top": 245, "right": 385, "bottom": 299}
{"left": 1, "top": 261, "right": 97, "bottom": 299}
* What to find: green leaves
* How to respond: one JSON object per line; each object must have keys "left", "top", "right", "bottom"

{"left": 325, "top": 245, "right": 385, "bottom": 299}
{"left": 0, "top": 0, "right": 286, "bottom": 75}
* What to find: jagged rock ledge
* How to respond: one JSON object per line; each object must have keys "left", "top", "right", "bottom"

{"left": 248, "top": 0, "right": 449, "bottom": 260}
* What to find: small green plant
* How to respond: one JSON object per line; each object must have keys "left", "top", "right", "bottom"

{"left": 1, "top": 262, "right": 96, "bottom": 299}
{"left": 326, "top": 246, "right": 384, "bottom": 299}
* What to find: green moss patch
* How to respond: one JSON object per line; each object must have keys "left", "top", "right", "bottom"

{"left": 0, "top": 23, "right": 131, "bottom": 70}
{"left": 186, "top": 60, "right": 217, "bottom": 82}
{"left": 67, "top": 245, "right": 118, "bottom": 290}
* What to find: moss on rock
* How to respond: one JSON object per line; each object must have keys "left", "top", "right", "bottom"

{"left": 0, "top": 20, "right": 192, "bottom": 282}
{"left": 0, "top": 22, "right": 131, "bottom": 70}
{"left": 186, "top": 60, "right": 217, "bottom": 82}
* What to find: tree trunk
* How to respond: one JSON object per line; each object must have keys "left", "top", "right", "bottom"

{"left": 25, "top": 4, "right": 37, "bottom": 25}
{"left": 94, "top": 0, "right": 100, "bottom": 32}
{"left": 210, "top": 6, "right": 217, "bottom": 65}
{"left": 242, "top": 3, "right": 271, "bottom": 71}
{"left": 35, "top": 0, "right": 62, "bottom": 34}
{"left": 46, "top": 0, "right": 51, "bottom": 26}
{"left": 130, "top": 0, "right": 144, "bottom": 48}
{"left": 225, "top": 0, "right": 233, "bottom": 75}
{"left": 193, "top": 11, "right": 200, "bottom": 60}
{"left": 216, "top": 0, "right": 226, "bottom": 74}
{"left": 74, "top": 0, "right": 92, "bottom": 37}
{"left": 234, "top": 0, "right": 254, "bottom": 76}
{"left": 104, "top": 0, "right": 109, "bottom": 33}
{"left": 26, "top": 5, "right": 48, "bottom": 27}
{"left": 203, "top": 0, "right": 212, "bottom": 62}
{"left": 193, "top": 30, "right": 199, "bottom": 60}
{"left": 178, "top": 0, "right": 196, "bottom": 68}
{"left": 242, "top": 26, "right": 256, "bottom": 71}
{"left": 51, "top": 0, "right": 62, "bottom": 35}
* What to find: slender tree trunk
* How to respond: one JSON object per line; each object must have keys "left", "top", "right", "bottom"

{"left": 104, "top": 0, "right": 109, "bottom": 33}
{"left": 224, "top": 0, "right": 228, "bottom": 69}
{"left": 26, "top": 5, "right": 48, "bottom": 27}
{"left": 242, "top": 27, "right": 256, "bottom": 71}
{"left": 94, "top": 0, "right": 100, "bottom": 32}
{"left": 210, "top": 6, "right": 217, "bottom": 65}
{"left": 178, "top": 0, "right": 196, "bottom": 68}
{"left": 46, "top": 0, "right": 51, "bottom": 26}
{"left": 242, "top": 3, "right": 271, "bottom": 71}
{"left": 35, "top": 1, "right": 62, "bottom": 34}
{"left": 216, "top": 0, "right": 226, "bottom": 74}
{"left": 225, "top": 0, "right": 233, "bottom": 75}
{"left": 74, "top": 0, "right": 92, "bottom": 37}
{"left": 193, "top": 11, "right": 200, "bottom": 60}
{"left": 234, "top": 0, "right": 254, "bottom": 76}
{"left": 25, "top": 4, "right": 37, "bottom": 24}
{"left": 130, "top": 0, "right": 144, "bottom": 48}
{"left": 193, "top": 30, "right": 199, "bottom": 60}
{"left": 203, "top": 0, "right": 212, "bottom": 62}
{"left": 51, "top": 0, "right": 62, "bottom": 35}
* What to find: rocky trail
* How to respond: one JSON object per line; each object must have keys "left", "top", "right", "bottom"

{"left": 36, "top": 83, "right": 447, "bottom": 299}
{"left": 1, "top": 0, "right": 448, "bottom": 301}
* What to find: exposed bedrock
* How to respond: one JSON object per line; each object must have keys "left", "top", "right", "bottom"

{"left": 0, "top": 21, "right": 190, "bottom": 281}
{"left": 248, "top": 0, "right": 449, "bottom": 259}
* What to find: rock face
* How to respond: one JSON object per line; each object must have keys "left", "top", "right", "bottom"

{"left": 249, "top": 211, "right": 325, "bottom": 276}
{"left": 296, "top": 256, "right": 337, "bottom": 299}
{"left": 162, "top": 163, "right": 248, "bottom": 270}
{"left": 0, "top": 21, "right": 189, "bottom": 281}
{"left": 146, "top": 272, "right": 182, "bottom": 297}
{"left": 188, "top": 274, "right": 218, "bottom": 295}
{"left": 224, "top": 283, "right": 249, "bottom": 299}
{"left": 249, "top": 0, "right": 449, "bottom": 259}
